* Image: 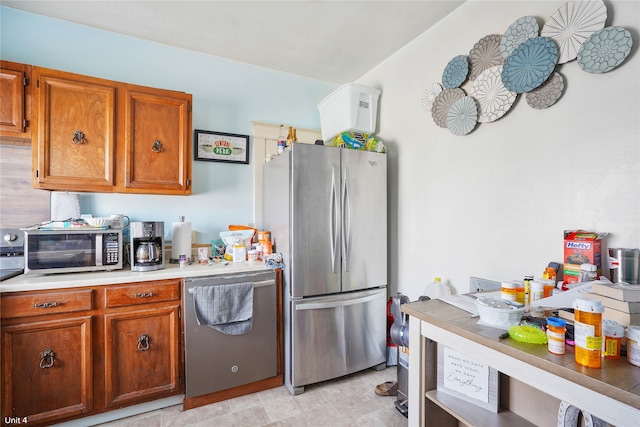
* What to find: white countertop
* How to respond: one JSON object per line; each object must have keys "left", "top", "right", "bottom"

{"left": 0, "top": 261, "right": 271, "bottom": 293}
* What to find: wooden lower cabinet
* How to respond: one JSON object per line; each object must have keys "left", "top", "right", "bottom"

{"left": 0, "top": 280, "right": 183, "bottom": 426}
{"left": 104, "top": 305, "right": 181, "bottom": 407}
{"left": 1, "top": 316, "right": 93, "bottom": 426}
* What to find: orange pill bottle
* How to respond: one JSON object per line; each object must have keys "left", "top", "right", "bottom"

{"left": 572, "top": 298, "right": 603, "bottom": 368}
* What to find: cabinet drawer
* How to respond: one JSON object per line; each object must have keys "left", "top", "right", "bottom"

{"left": 105, "top": 279, "right": 180, "bottom": 308}
{"left": 1, "top": 289, "right": 93, "bottom": 319}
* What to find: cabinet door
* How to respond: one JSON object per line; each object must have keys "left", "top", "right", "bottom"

{"left": 0, "top": 61, "right": 31, "bottom": 138}
{"left": 32, "top": 67, "right": 115, "bottom": 192}
{"left": 104, "top": 305, "right": 182, "bottom": 407}
{"left": 1, "top": 316, "right": 93, "bottom": 426}
{"left": 122, "top": 89, "right": 191, "bottom": 194}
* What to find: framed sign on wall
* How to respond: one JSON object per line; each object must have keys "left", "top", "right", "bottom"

{"left": 194, "top": 129, "right": 250, "bottom": 164}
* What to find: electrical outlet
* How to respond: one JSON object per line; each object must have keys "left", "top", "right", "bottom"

{"left": 469, "top": 276, "right": 502, "bottom": 293}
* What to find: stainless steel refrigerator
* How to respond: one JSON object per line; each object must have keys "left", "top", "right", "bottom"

{"left": 263, "top": 143, "right": 387, "bottom": 395}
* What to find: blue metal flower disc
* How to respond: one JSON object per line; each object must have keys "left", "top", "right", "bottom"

{"left": 447, "top": 96, "right": 478, "bottom": 136}
{"left": 501, "top": 36, "right": 558, "bottom": 93}
{"left": 577, "top": 26, "right": 633, "bottom": 73}
{"left": 442, "top": 55, "right": 469, "bottom": 89}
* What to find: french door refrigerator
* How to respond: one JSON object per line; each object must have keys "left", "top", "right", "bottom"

{"left": 263, "top": 143, "right": 387, "bottom": 395}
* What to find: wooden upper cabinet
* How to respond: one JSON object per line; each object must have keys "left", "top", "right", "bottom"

{"left": 0, "top": 60, "right": 32, "bottom": 140}
{"left": 30, "top": 66, "right": 192, "bottom": 195}
{"left": 122, "top": 88, "right": 191, "bottom": 194}
{"left": 32, "top": 67, "right": 116, "bottom": 192}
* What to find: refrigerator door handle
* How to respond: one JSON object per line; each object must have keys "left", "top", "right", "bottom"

{"left": 294, "top": 292, "right": 383, "bottom": 311}
{"left": 329, "top": 167, "right": 339, "bottom": 273}
{"left": 342, "top": 167, "right": 351, "bottom": 272}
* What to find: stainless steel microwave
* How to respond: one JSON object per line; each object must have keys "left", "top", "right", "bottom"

{"left": 24, "top": 228, "right": 123, "bottom": 274}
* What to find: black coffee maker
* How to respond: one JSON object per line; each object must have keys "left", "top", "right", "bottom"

{"left": 130, "top": 221, "right": 164, "bottom": 272}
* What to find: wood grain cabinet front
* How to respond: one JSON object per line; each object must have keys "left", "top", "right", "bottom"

{"left": 122, "top": 89, "right": 191, "bottom": 194}
{"left": 1, "top": 316, "right": 93, "bottom": 427}
{"left": 104, "top": 279, "right": 180, "bottom": 308}
{"left": 30, "top": 66, "right": 192, "bottom": 195}
{"left": 1, "top": 288, "right": 93, "bottom": 319}
{"left": 0, "top": 280, "right": 184, "bottom": 426}
{"left": 0, "top": 60, "right": 32, "bottom": 140}
{"left": 104, "top": 305, "right": 182, "bottom": 408}
{"left": 31, "top": 67, "right": 116, "bottom": 192}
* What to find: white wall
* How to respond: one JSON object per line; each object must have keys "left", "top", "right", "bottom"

{"left": 359, "top": 0, "right": 640, "bottom": 299}
{"left": 0, "top": 6, "right": 338, "bottom": 244}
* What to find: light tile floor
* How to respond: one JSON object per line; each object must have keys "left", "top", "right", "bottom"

{"left": 96, "top": 367, "right": 406, "bottom": 427}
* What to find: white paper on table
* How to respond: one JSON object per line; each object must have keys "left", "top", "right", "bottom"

{"left": 529, "top": 278, "right": 613, "bottom": 308}
{"left": 437, "top": 294, "right": 480, "bottom": 316}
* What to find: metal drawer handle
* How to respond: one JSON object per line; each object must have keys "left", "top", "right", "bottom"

{"left": 133, "top": 292, "right": 155, "bottom": 298}
{"left": 33, "top": 302, "right": 60, "bottom": 309}
{"left": 72, "top": 129, "right": 86, "bottom": 144}
{"left": 40, "top": 349, "right": 55, "bottom": 368}
{"left": 151, "top": 139, "right": 163, "bottom": 152}
{"left": 137, "top": 334, "right": 150, "bottom": 351}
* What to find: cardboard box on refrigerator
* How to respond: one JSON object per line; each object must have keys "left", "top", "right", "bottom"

{"left": 563, "top": 230, "right": 607, "bottom": 284}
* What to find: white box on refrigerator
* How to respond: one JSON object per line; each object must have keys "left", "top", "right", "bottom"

{"left": 318, "top": 83, "right": 380, "bottom": 141}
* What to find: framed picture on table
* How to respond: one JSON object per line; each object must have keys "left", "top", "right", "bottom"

{"left": 437, "top": 344, "right": 499, "bottom": 412}
{"left": 194, "top": 129, "right": 250, "bottom": 164}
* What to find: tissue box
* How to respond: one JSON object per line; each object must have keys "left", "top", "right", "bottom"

{"left": 564, "top": 230, "right": 607, "bottom": 284}
{"left": 318, "top": 83, "right": 380, "bottom": 141}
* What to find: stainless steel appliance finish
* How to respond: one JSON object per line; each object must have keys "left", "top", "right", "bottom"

{"left": 609, "top": 248, "right": 640, "bottom": 284}
{"left": 23, "top": 228, "right": 122, "bottom": 275}
{"left": 130, "top": 221, "right": 165, "bottom": 272}
{"left": 263, "top": 143, "right": 387, "bottom": 395}
{"left": 0, "top": 228, "right": 24, "bottom": 281}
{"left": 183, "top": 270, "right": 277, "bottom": 398}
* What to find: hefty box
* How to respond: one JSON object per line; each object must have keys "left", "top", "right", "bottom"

{"left": 563, "top": 230, "right": 607, "bottom": 284}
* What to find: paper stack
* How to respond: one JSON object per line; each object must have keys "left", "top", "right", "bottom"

{"left": 584, "top": 282, "right": 640, "bottom": 326}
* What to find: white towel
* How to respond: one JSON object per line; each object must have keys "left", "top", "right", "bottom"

{"left": 193, "top": 282, "right": 254, "bottom": 335}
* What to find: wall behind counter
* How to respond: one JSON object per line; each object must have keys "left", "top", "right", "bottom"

{"left": 359, "top": 0, "right": 640, "bottom": 298}
{"left": 0, "top": 6, "right": 338, "bottom": 244}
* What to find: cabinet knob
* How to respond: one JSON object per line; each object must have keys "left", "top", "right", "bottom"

{"left": 40, "top": 349, "right": 55, "bottom": 369}
{"left": 151, "top": 140, "right": 163, "bottom": 153}
{"left": 72, "top": 130, "right": 86, "bottom": 144}
{"left": 137, "top": 333, "right": 151, "bottom": 351}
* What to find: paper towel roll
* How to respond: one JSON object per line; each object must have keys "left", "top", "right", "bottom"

{"left": 50, "top": 192, "right": 80, "bottom": 220}
{"left": 171, "top": 221, "right": 192, "bottom": 260}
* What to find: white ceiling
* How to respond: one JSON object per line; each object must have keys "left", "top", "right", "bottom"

{"left": 3, "top": 0, "right": 465, "bottom": 83}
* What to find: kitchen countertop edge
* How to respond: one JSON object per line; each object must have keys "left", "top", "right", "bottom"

{"left": 0, "top": 262, "right": 272, "bottom": 293}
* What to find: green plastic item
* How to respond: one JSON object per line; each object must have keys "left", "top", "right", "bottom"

{"left": 508, "top": 325, "right": 548, "bottom": 344}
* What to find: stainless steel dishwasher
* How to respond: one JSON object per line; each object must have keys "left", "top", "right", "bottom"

{"left": 184, "top": 270, "right": 277, "bottom": 398}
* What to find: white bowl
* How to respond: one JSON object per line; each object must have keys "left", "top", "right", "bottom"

{"left": 475, "top": 296, "right": 524, "bottom": 329}
{"left": 86, "top": 217, "right": 112, "bottom": 228}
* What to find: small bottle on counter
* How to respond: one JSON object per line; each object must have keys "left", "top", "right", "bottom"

{"left": 523, "top": 274, "right": 533, "bottom": 305}
{"left": 530, "top": 280, "right": 544, "bottom": 303}
{"left": 262, "top": 240, "right": 272, "bottom": 258}
{"left": 573, "top": 298, "right": 603, "bottom": 368}
{"left": 286, "top": 126, "right": 294, "bottom": 147}
{"left": 602, "top": 319, "right": 624, "bottom": 360}
{"left": 627, "top": 326, "right": 640, "bottom": 367}
{"left": 179, "top": 254, "right": 187, "bottom": 267}
{"left": 546, "top": 317, "right": 567, "bottom": 355}
{"left": 579, "top": 263, "right": 598, "bottom": 282}
{"left": 541, "top": 278, "right": 555, "bottom": 298}
{"left": 501, "top": 281, "right": 517, "bottom": 302}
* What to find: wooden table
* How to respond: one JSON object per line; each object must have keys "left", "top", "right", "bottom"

{"left": 402, "top": 299, "right": 640, "bottom": 427}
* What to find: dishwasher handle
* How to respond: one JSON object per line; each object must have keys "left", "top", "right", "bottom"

{"left": 187, "top": 279, "right": 275, "bottom": 294}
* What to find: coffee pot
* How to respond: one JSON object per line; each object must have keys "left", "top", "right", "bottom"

{"left": 130, "top": 221, "right": 165, "bottom": 272}
{"left": 135, "top": 241, "right": 161, "bottom": 263}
